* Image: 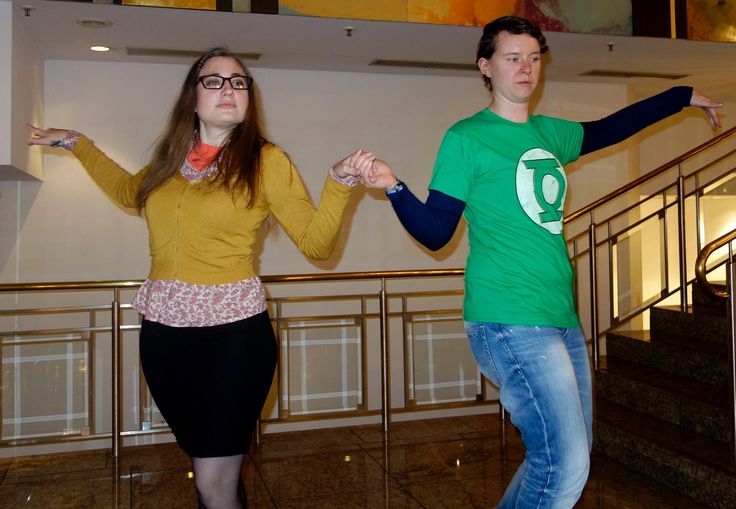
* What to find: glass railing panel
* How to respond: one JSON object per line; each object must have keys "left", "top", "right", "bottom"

{"left": 612, "top": 214, "right": 666, "bottom": 322}
{"left": 279, "top": 317, "right": 362, "bottom": 416}
{"left": 1, "top": 333, "right": 91, "bottom": 442}
{"left": 700, "top": 176, "right": 736, "bottom": 278}
{"left": 406, "top": 313, "right": 479, "bottom": 406}
{"left": 683, "top": 145, "right": 736, "bottom": 185}
{"left": 0, "top": 271, "right": 498, "bottom": 454}
{"left": 702, "top": 171, "right": 736, "bottom": 197}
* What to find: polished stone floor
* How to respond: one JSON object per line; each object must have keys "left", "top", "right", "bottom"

{"left": 0, "top": 414, "right": 706, "bottom": 508}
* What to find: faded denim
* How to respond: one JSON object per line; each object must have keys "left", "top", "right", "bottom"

{"left": 465, "top": 322, "right": 592, "bottom": 508}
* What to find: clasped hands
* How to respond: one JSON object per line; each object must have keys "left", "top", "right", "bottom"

{"left": 333, "top": 149, "right": 397, "bottom": 190}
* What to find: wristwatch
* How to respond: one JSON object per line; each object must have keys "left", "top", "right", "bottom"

{"left": 385, "top": 179, "right": 405, "bottom": 195}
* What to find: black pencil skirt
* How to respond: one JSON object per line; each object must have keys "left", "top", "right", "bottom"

{"left": 139, "top": 311, "right": 277, "bottom": 458}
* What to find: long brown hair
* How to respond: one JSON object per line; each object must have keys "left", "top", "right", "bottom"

{"left": 135, "top": 48, "right": 266, "bottom": 210}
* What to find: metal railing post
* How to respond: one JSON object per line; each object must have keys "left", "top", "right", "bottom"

{"left": 111, "top": 289, "right": 122, "bottom": 458}
{"left": 379, "top": 278, "right": 391, "bottom": 433}
{"left": 273, "top": 300, "right": 285, "bottom": 420}
{"left": 728, "top": 247, "right": 736, "bottom": 467}
{"left": 589, "top": 222, "right": 599, "bottom": 371}
{"left": 500, "top": 405, "right": 507, "bottom": 450}
{"left": 677, "top": 174, "right": 688, "bottom": 311}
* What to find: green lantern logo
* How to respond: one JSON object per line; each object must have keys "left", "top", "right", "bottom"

{"left": 516, "top": 148, "right": 567, "bottom": 234}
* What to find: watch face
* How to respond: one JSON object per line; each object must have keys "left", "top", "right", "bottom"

{"left": 386, "top": 181, "right": 404, "bottom": 194}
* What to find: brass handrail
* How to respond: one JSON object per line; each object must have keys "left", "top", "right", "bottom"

{"left": 0, "top": 280, "right": 144, "bottom": 292}
{"left": 0, "top": 268, "right": 474, "bottom": 452}
{"left": 695, "top": 228, "right": 736, "bottom": 299}
{"left": 566, "top": 125, "right": 736, "bottom": 223}
{"left": 0, "top": 269, "right": 467, "bottom": 292}
{"left": 561, "top": 123, "right": 736, "bottom": 367}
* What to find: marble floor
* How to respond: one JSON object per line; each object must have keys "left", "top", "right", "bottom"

{"left": 0, "top": 414, "right": 706, "bottom": 508}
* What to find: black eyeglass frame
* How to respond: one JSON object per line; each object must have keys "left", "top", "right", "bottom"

{"left": 197, "top": 74, "right": 253, "bottom": 90}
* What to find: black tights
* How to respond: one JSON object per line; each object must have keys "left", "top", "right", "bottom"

{"left": 139, "top": 315, "right": 276, "bottom": 508}
{"left": 194, "top": 454, "right": 247, "bottom": 509}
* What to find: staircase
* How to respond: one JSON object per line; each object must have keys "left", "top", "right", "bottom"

{"left": 594, "top": 284, "right": 735, "bottom": 508}
{"left": 567, "top": 126, "right": 736, "bottom": 506}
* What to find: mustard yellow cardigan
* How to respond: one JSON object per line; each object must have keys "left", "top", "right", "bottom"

{"left": 72, "top": 134, "right": 356, "bottom": 284}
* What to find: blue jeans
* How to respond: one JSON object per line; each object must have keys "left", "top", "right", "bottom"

{"left": 465, "top": 322, "right": 592, "bottom": 509}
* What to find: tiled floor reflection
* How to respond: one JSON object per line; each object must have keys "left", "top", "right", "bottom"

{"left": 0, "top": 414, "right": 706, "bottom": 508}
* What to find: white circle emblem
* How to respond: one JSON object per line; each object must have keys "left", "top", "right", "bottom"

{"left": 515, "top": 148, "right": 567, "bottom": 234}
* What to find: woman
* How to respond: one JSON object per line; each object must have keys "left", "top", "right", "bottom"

{"left": 363, "top": 16, "right": 722, "bottom": 508}
{"left": 28, "top": 48, "right": 374, "bottom": 509}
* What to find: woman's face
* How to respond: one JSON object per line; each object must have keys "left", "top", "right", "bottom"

{"left": 478, "top": 31, "right": 542, "bottom": 106}
{"left": 195, "top": 56, "right": 250, "bottom": 135}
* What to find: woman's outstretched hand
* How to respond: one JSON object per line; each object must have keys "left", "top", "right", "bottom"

{"left": 332, "top": 149, "right": 375, "bottom": 179}
{"left": 25, "top": 124, "right": 70, "bottom": 147}
{"left": 690, "top": 91, "right": 723, "bottom": 130}
{"left": 362, "top": 159, "right": 398, "bottom": 189}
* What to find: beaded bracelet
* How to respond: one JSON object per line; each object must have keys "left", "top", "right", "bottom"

{"left": 329, "top": 167, "right": 359, "bottom": 187}
{"left": 49, "top": 130, "right": 80, "bottom": 151}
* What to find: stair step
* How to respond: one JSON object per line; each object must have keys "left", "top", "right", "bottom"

{"left": 692, "top": 281, "right": 729, "bottom": 316}
{"left": 606, "top": 330, "right": 730, "bottom": 387}
{"left": 601, "top": 357, "right": 729, "bottom": 408}
{"left": 595, "top": 399, "right": 736, "bottom": 508}
{"left": 651, "top": 306, "right": 731, "bottom": 348}
{"left": 595, "top": 398, "right": 734, "bottom": 471}
{"left": 598, "top": 358, "right": 732, "bottom": 442}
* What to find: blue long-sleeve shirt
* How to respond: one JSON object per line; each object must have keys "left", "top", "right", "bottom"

{"left": 387, "top": 86, "right": 694, "bottom": 251}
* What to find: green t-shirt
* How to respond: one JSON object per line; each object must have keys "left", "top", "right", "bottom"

{"left": 429, "top": 108, "right": 584, "bottom": 327}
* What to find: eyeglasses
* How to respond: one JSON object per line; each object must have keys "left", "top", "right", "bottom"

{"left": 198, "top": 74, "right": 253, "bottom": 90}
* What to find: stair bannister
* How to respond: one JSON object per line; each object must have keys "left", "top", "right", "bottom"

{"left": 565, "top": 126, "right": 736, "bottom": 375}
{"left": 695, "top": 228, "right": 736, "bottom": 465}
{"left": 566, "top": 126, "right": 736, "bottom": 225}
{"left": 730, "top": 247, "right": 736, "bottom": 467}
{"left": 695, "top": 228, "right": 736, "bottom": 299}
{"left": 728, "top": 244, "right": 736, "bottom": 463}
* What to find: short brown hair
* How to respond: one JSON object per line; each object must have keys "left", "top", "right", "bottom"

{"left": 476, "top": 16, "right": 548, "bottom": 90}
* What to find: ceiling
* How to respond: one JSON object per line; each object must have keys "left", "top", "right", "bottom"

{"left": 12, "top": 0, "right": 736, "bottom": 100}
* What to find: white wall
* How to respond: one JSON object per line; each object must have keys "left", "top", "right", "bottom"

{"left": 10, "top": 0, "right": 44, "bottom": 180}
{"left": 0, "top": 0, "right": 44, "bottom": 181}
{"left": 3, "top": 58, "right": 727, "bottom": 285}
{"left": 0, "top": 1, "right": 12, "bottom": 167}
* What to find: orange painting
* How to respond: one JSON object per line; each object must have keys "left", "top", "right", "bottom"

{"left": 278, "top": 1, "right": 409, "bottom": 22}
{"left": 278, "top": 0, "right": 514, "bottom": 25}
{"left": 122, "top": 0, "right": 217, "bottom": 10}
{"left": 407, "top": 0, "right": 514, "bottom": 26}
{"left": 278, "top": 1, "right": 631, "bottom": 34}
{"left": 515, "top": 0, "right": 631, "bottom": 34}
{"left": 687, "top": 0, "right": 736, "bottom": 42}
{"left": 117, "top": 1, "right": 632, "bottom": 35}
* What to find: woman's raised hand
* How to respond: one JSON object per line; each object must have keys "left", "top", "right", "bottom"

{"left": 690, "top": 90, "right": 723, "bottom": 130}
{"left": 25, "top": 124, "right": 70, "bottom": 147}
{"left": 362, "top": 159, "right": 398, "bottom": 189}
{"left": 332, "top": 149, "right": 375, "bottom": 179}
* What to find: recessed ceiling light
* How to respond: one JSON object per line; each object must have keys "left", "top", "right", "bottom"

{"left": 90, "top": 46, "right": 110, "bottom": 52}
{"left": 76, "top": 19, "right": 113, "bottom": 29}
